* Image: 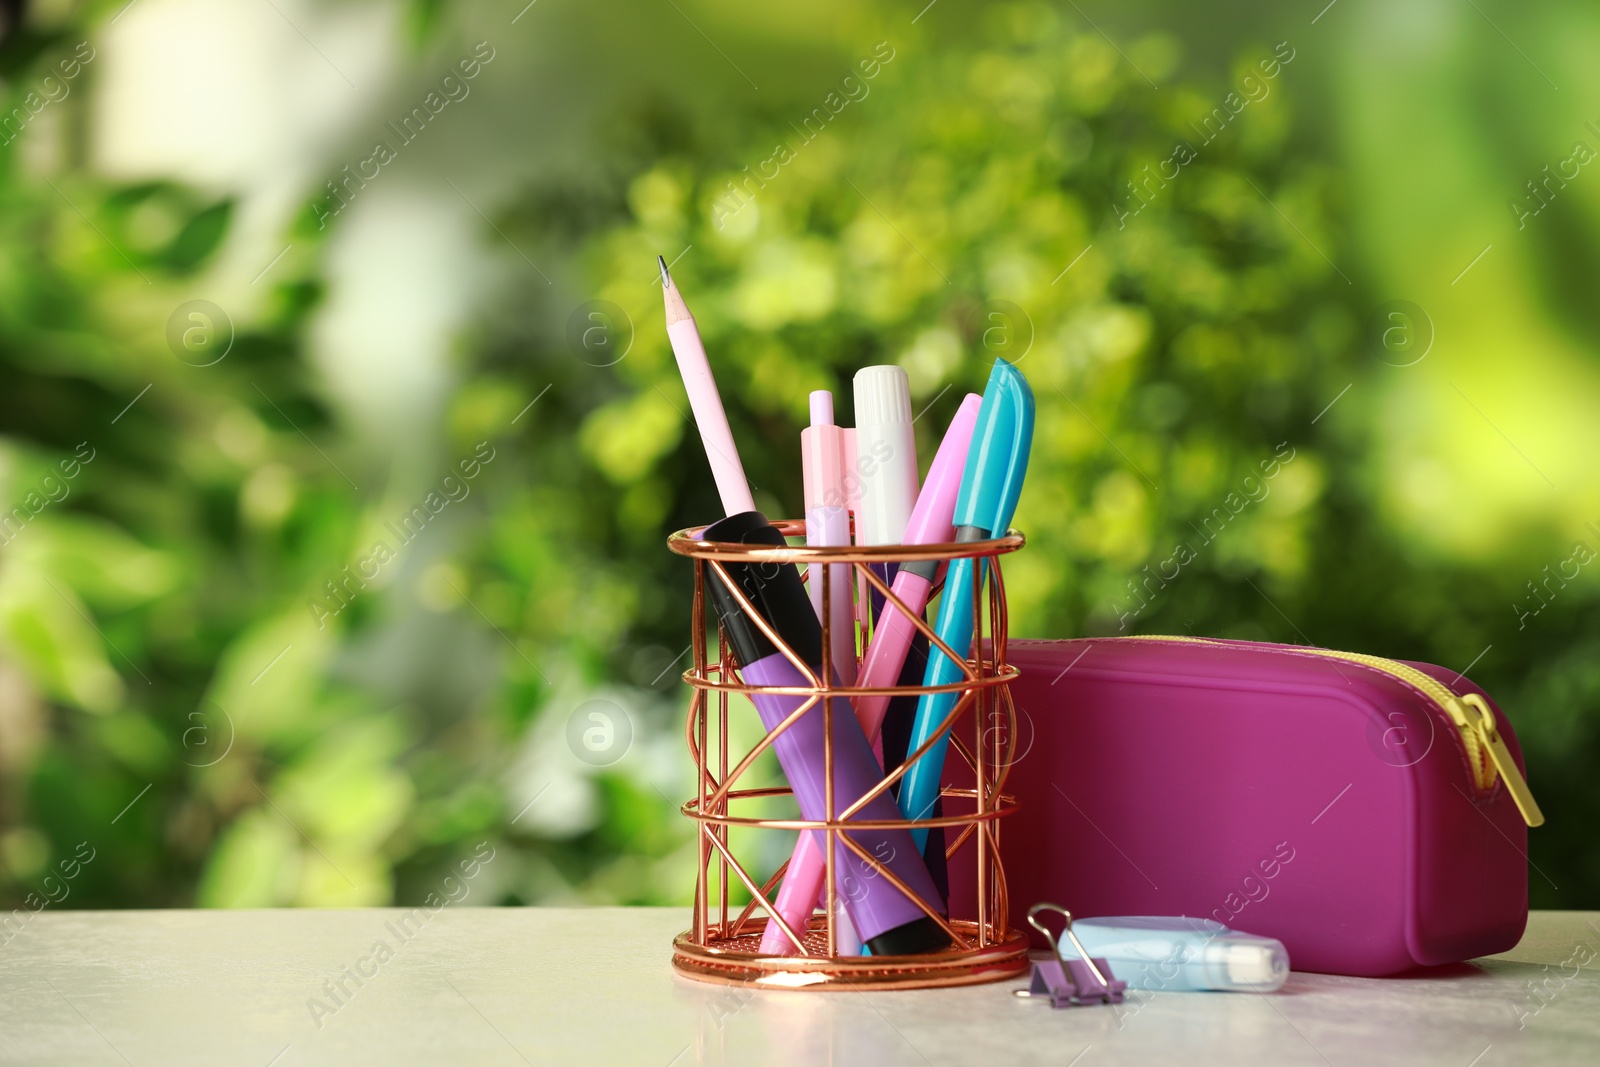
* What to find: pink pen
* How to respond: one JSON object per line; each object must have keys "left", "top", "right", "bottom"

{"left": 800, "top": 391, "right": 863, "bottom": 954}
{"left": 842, "top": 427, "right": 861, "bottom": 518}
{"left": 801, "top": 391, "right": 856, "bottom": 690}
{"left": 759, "top": 391, "right": 983, "bottom": 957}
{"left": 800, "top": 503, "right": 862, "bottom": 955}
{"left": 802, "top": 391, "right": 849, "bottom": 512}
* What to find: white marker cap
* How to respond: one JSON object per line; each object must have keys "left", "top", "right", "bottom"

{"left": 852, "top": 366, "right": 911, "bottom": 428}
{"left": 851, "top": 366, "right": 920, "bottom": 545}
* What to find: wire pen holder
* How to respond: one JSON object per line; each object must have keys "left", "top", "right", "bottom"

{"left": 667, "top": 519, "right": 1029, "bottom": 990}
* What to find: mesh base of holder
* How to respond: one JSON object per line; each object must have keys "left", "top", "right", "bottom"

{"left": 672, "top": 917, "right": 1029, "bottom": 990}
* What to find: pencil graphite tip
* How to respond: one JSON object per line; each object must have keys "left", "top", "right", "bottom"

{"left": 660, "top": 255, "right": 692, "bottom": 325}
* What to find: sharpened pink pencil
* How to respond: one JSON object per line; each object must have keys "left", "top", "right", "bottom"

{"left": 661, "top": 257, "right": 755, "bottom": 516}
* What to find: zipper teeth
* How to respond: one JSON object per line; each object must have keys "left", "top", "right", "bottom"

{"left": 1125, "top": 636, "right": 1493, "bottom": 790}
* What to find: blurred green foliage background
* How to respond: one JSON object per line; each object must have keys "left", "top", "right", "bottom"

{"left": 1, "top": 0, "right": 1596, "bottom": 916}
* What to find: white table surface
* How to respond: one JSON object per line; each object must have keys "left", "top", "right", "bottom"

{"left": 1, "top": 908, "right": 1595, "bottom": 1065}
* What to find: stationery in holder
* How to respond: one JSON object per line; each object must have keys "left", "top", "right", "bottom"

{"left": 661, "top": 254, "right": 1028, "bottom": 988}
{"left": 668, "top": 516, "right": 1030, "bottom": 988}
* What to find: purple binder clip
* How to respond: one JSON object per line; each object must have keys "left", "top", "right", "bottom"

{"left": 1013, "top": 903, "right": 1126, "bottom": 1008}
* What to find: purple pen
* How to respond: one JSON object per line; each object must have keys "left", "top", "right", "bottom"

{"left": 702, "top": 510, "right": 949, "bottom": 956}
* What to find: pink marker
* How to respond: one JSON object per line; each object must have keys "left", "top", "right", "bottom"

{"left": 801, "top": 391, "right": 862, "bottom": 954}
{"left": 759, "top": 391, "right": 983, "bottom": 956}
{"left": 849, "top": 391, "right": 982, "bottom": 743}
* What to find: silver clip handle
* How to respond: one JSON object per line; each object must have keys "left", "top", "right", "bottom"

{"left": 1025, "top": 902, "right": 1111, "bottom": 990}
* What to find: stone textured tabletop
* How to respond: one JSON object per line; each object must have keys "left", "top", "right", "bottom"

{"left": 2, "top": 908, "right": 1596, "bottom": 1065}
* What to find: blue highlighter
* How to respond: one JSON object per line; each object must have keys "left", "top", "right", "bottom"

{"left": 897, "top": 358, "right": 1034, "bottom": 855}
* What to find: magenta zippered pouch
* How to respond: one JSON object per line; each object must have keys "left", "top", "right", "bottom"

{"left": 946, "top": 637, "right": 1542, "bottom": 977}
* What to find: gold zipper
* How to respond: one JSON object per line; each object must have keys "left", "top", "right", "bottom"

{"left": 1123, "top": 636, "right": 1544, "bottom": 828}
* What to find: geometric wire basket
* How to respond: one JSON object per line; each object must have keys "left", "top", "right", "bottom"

{"left": 666, "top": 519, "right": 1030, "bottom": 989}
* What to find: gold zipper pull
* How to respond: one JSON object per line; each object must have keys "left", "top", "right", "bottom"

{"left": 1460, "top": 693, "right": 1544, "bottom": 827}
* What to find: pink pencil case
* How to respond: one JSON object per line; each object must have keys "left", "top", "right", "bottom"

{"left": 947, "top": 636, "right": 1544, "bottom": 976}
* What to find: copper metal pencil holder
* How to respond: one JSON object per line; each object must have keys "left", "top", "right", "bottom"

{"left": 667, "top": 519, "right": 1029, "bottom": 990}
